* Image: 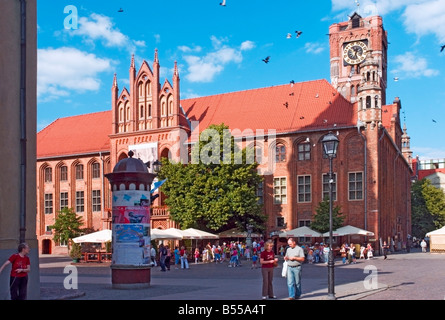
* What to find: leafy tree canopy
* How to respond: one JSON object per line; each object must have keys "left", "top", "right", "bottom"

{"left": 411, "top": 178, "right": 445, "bottom": 238}
{"left": 49, "top": 207, "right": 84, "bottom": 250}
{"left": 311, "top": 196, "right": 344, "bottom": 234}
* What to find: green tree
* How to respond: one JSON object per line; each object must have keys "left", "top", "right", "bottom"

{"left": 311, "top": 197, "right": 344, "bottom": 234}
{"left": 411, "top": 179, "right": 445, "bottom": 238}
{"left": 158, "top": 123, "right": 266, "bottom": 233}
{"left": 49, "top": 207, "right": 84, "bottom": 253}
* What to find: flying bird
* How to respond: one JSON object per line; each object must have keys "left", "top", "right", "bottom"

{"left": 220, "top": 0, "right": 226, "bottom": 6}
{"left": 295, "top": 31, "right": 303, "bottom": 38}
{"left": 286, "top": 33, "right": 292, "bottom": 39}
{"left": 432, "top": 119, "right": 437, "bottom": 123}
{"left": 290, "top": 80, "right": 295, "bottom": 86}
{"left": 118, "top": 8, "right": 124, "bottom": 12}
{"left": 262, "top": 56, "right": 270, "bottom": 64}
{"left": 284, "top": 102, "right": 289, "bottom": 108}
{"left": 394, "top": 77, "right": 399, "bottom": 82}
{"left": 441, "top": 45, "right": 445, "bottom": 52}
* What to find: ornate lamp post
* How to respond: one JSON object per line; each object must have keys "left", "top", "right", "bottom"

{"left": 322, "top": 132, "right": 339, "bottom": 300}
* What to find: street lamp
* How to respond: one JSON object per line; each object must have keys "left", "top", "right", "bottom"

{"left": 246, "top": 223, "right": 254, "bottom": 248}
{"left": 322, "top": 131, "right": 339, "bottom": 300}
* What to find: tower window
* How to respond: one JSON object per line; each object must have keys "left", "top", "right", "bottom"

{"left": 375, "top": 95, "right": 379, "bottom": 108}
{"left": 352, "top": 16, "right": 360, "bottom": 28}
{"left": 366, "top": 96, "right": 371, "bottom": 109}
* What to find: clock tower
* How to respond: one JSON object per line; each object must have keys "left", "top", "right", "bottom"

{"left": 329, "top": 13, "right": 388, "bottom": 108}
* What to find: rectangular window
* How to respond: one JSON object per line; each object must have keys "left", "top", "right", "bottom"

{"left": 60, "top": 192, "right": 68, "bottom": 211}
{"left": 298, "top": 143, "right": 311, "bottom": 161}
{"left": 298, "top": 219, "right": 311, "bottom": 227}
{"left": 349, "top": 172, "right": 363, "bottom": 200}
{"left": 76, "top": 191, "right": 84, "bottom": 213}
{"left": 60, "top": 166, "right": 68, "bottom": 181}
{"left": 273, "top": 177, "right": 287, "bottom": 204}
{"left": 276, "top": 217, "right": 285, "bottom": 228}
{"left": 297, "top": 175, "right": 311, "bottom": 203}
{"left": 44, "top": 167, "right": 52, "bottom": 183}
{"left": 92, "top": 163, "right": 100, "bottom": 179}
{"left": 257, "top": 181, "right": 264, "bottom": 205}
{"left": 76, "top": 164, "right": 84, "bottom": 180}
{"left": 322, "top": 173, "right": 337, "bottom": 201}
{"left": 44, "top": 193, "right": 53, "bottom": 214}
{"left": 92, "top": 190, "right": 101, "bottom": 212}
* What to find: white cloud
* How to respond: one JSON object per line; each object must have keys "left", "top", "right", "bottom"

{"left": 403, "top": 0, "right": 445, "bottom": 44}
{"left": 178, "top": 45, "right": 202, "bottom": 53}
{"left": 240, "top": 41, "right": 255, "bottom": 51}
{"left": 331, "top": 0, "right": 445, "bottom": 43}
{"left": 392, "top": 52, "right": 439, "bottom": 78}
{"left": 70, "top": 13, "right": 145, "bottom": 52}
{"left": 38, "top": 47, "right": 113, "bottom": 102}
{"left": 182, "top": 37, "right": 254, "bottom": 83}
{"left": 412, "top": 146, "right": 445, "bottom": 160}
{"left": 304, "top": 42, "right": 325, "bottom": 54}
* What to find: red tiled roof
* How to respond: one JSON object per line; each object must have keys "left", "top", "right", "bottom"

{"left": 181, "top": 79, "right": 356, "bottom": 137}
{"left": 37, "top": 79, "right": 357, "bottom": 158}
{"left": 37, "top": 111, "right": 111, "bottom": 158}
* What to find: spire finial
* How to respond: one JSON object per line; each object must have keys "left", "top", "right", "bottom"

{"left": 154, "top": 49, "right": 159, "bottom": 63}
{"left": 130, "top": 54, "right": 135, "bottom": 68}
{"left": 113, "top": 73, "right": 118, "bottom": 87}
{"left": 174, "top": 61, "right": 178, "bottom": 75}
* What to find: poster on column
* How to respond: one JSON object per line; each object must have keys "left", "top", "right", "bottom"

{"left": 113, "top": 224, "right": 151, "bottom": 265}
{"left": 111, "top": 190, "right": 151, "bottom": 266}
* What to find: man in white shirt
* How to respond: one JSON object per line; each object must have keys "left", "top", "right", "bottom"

{"left": 284, "top": 238, "right": 305, "bottom": 300}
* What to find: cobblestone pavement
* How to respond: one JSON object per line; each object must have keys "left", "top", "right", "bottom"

{"left": 38, "top": 248, "right": 445, "bottom": 301}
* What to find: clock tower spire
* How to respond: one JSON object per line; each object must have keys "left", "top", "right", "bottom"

{"left": 329, "top": 12, "right": 388, "bottom": 105}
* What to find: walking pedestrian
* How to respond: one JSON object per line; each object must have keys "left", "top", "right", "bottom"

{"left": 150, "top": 246, "right": 157, "bottom": 267}
{"left": 382, "top": 241, "right": 389, "bottom": 259}
{"left": 260, "top": 240, "right": 278, "bottom": 300}
{"left": 340, "top": 244, "right": 347, "bottom": 264}
{"left": 165, "top": 245, "right": 171, "bottom": 270}
{"left": 159, "top": 244, "right": 167, "bottom": 271}
{"left": 0, "top": 243, "right": 31, "bottom": 300}
{"left": 180, "top": 246, "right": 189, "bottom": 269}
{"left": 194, "top": 248, "right": 200, "bottom": 264}
{"left": 366, "top": 243, "right": 373, "bottom": 260}
{"left": 421, "top": 239, "right": 427, "bottom": 253}
{"left": 174, "top": 246, "right": 180, "bottom": 268}
{"left": 284, "top": 238, "right": 305, "bottom": 300}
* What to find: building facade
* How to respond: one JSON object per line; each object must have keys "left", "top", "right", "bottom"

{"left": 36, "top": 13, "right": 412, "bottom": 254}
{"left": 0, "top": 0, "right": 40, "bottom": 299}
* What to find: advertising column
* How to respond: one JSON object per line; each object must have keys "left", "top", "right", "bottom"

{"left": 105, "top": 151, "right": 156, "bottom": 289}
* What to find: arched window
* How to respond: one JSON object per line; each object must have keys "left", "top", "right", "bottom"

{"left": 148, "top": 104, "right": 152, "bottom": 117}
{"left": 276, "top": 144, "right": 286, "bottom": 162}
{"left": 366, "top": 96, "right": 371, "bottom": 109}
{"left": 140, "top": 105, "right": 145, "bottom": 119}
{"left": 118, "top": 104, "right": 124, "bottom": 122}
{"left": 126, "top": 106, "right": 131, "bottom": 121}
{"left": 44, "top": 167, "right": 52, "bottom": 183}
{"left": 146, "top": 81, "right": 151, "bottom": 96}
{"left": 375, "top": 95, "right": 379, "bottom": 108}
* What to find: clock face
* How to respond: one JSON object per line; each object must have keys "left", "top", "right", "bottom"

{"left": 343, "top": 41, "right": 368, "bottom": 65}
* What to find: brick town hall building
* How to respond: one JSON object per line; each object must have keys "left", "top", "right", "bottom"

{"left": 37, "top": 13, "right": 413, "bottom": 254}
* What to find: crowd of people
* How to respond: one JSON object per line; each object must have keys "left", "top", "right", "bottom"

{"left": 151, "top": 239, "right": 268, "bottom": 269}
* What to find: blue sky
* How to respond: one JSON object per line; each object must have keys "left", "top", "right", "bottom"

{"left": 37, "top": 0, "right": 445, "bottom": 160}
